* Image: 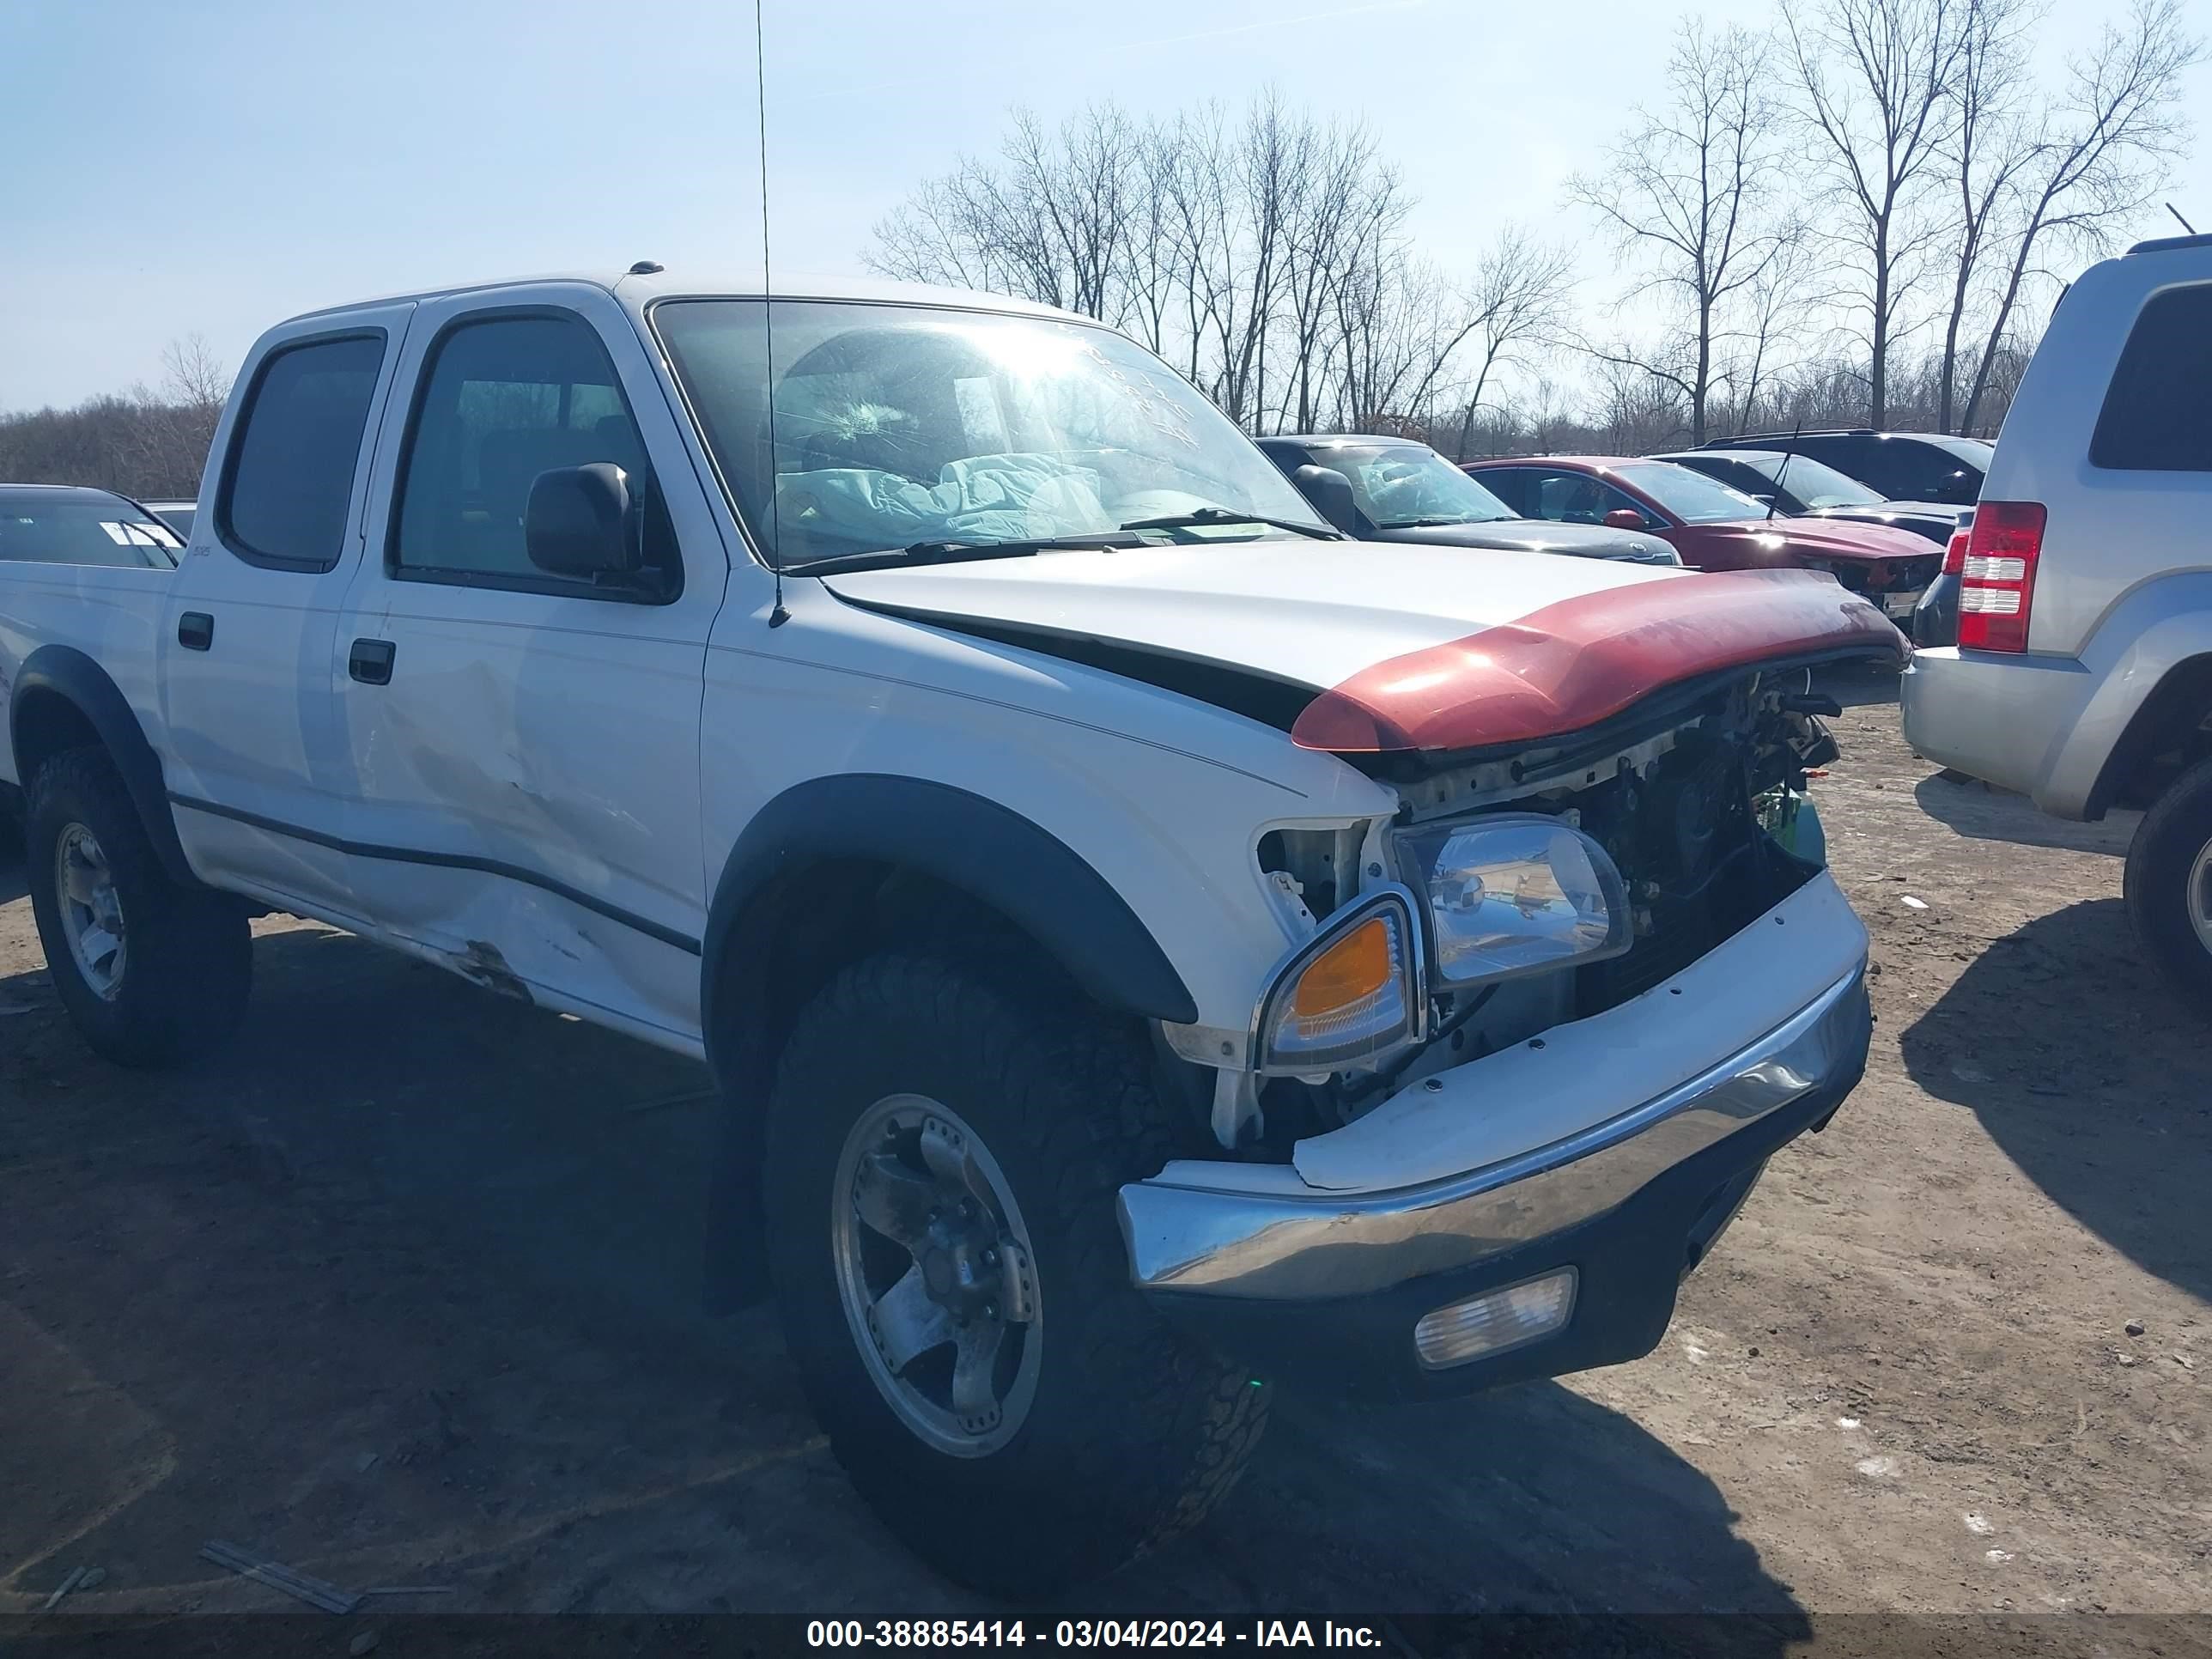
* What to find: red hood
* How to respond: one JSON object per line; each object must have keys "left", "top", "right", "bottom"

{"left": 1698, "top": 516, "right": 1935, "bottom": 563}
{"left": 1291, "top": 567, "right": 1906, "bottom": 755}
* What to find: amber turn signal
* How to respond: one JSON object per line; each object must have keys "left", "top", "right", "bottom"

{"left": 1292, "top": 915, "right": 1394, "bottom": 1018}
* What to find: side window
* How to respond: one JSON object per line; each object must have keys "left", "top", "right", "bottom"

{"left": 1475, "top": 468, "right": 1532, "bottom": 514}
{"left": 1814, "top": 437, "right": 1939, "bottom": 500}
{"left": 219, "top": 333, "right": 386, "bottom": 570}
{"left": 2092, "top": 283, "right": 2212, "bottom": 471}
{"left": 1528, "top": 470, "right": 1644, "bottom": 525}
{"left": 391, "top": 313, "right": 675, "bottom": 597}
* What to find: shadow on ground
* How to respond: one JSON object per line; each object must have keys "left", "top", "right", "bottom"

{"left": 0, "top": 924, "right": 1807, "bottom": 1626}
{"left": 1899, "top": 897, "right": 2212, "bottom": 1305}
{"left": 1911, "top": 772, "right": 2138, "bottom": 860}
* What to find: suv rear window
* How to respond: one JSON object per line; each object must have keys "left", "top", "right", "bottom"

{"left": 219, "top": 332, "right": 386, "bottom": 570}
{"left": 2091, "top": 283, "right": 2212, "bottom": 471}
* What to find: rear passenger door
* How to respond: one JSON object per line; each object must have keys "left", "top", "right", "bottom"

{"left": 331, "top": 287, "right": 731, "bottom": 1050}
{"left": 162, "top": 310, "right": 414, "bottom": 914}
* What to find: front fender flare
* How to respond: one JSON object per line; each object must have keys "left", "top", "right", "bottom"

{"left": 696, "top": 773, "right": 1200, "bottom": 1312}
{"left": 701, "top": 772, "right": 1198, "bottom": 1072}
{"left": 9, "top": 645, "right": 197, "bottom": 885}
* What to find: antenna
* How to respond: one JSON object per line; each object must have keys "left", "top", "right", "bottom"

{"left": 2168, "top": 202, "right": 2199, "bottom": 235}
{"left": 756, "top": 0, "right": 788, "bottom": 628}
{"left": 1766, "top": 420, "right": 1802, "bottom": 522}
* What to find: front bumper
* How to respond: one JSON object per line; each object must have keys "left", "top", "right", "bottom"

{"left": 1118, "top": 882, "right": 1873, "bottom": 1401}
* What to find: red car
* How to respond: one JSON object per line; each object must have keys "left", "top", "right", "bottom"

{"left": 1464, "top": 455, "right": 1939, "bottom": 622}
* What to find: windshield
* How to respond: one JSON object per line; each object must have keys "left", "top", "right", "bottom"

{"left": 0, "top": 494, "right": 180, "bottom": 568}
{"left": 1729, "top": 453, "right": 1883, "bottom": 509}
{"left": 1610, "top": 463, "right": 1766, "bottom": 525}
{"left": 1311, "top": 442, "right": 1516, "bottom": 526}
{"left": 653, "top": 300, "right": 1331, "bottom": 568}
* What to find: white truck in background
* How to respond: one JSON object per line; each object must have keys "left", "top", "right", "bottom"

{"left": 1904, "top": 233, "right": 2212, "bottom": 1008}
{"left": 2, "top": 270, "right": 1899, "bottom": 1592}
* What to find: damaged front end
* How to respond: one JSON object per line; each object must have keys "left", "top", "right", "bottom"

{"left": 1237, "top": 662, "right": 1845, "bottom": 1144}
{"left": 1192, "top": 572, "right": 1906, "bottom": 1153}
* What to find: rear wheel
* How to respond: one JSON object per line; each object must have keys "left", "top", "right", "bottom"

{"left": 26, "top": 748, "right": 252, "bottom": 1067}
{"left": 2124, "top": 755, "right": 2212, "bottom": 1016}
{"left": 761, "top": 939, "right": 1267, "bottom": 1595}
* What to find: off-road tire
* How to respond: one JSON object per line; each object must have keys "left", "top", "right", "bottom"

{"left": 2124, "top": 755, "right": 2212, "bottom": 1017}
{"left": 762, "top": 936, "right": 1269, "bottom": 1596}
{"left": 26, "top": 747, "right": 252, "bottom": 1068}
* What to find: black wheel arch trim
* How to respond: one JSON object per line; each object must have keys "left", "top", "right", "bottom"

{"left": 698, "top": 772, "right": 1200, "bottom": 1312}
{"left": 700, "top": 772, "right": 1200, "bottom": 1054}
{"left": 2087, "top": 651, "right": 2212, "bottom": 818}
{"left": 9, "top": 645, "right": 199, "bottom": 886}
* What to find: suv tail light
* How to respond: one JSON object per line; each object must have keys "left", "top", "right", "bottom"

{"left": 1940, "top": 521, "right": 1970, "bottom": 576}
{"left": 1956, "top": 501, "right": 2046, "bottom": 653}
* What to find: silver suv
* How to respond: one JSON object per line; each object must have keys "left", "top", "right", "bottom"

{"left": 1903, "top": 233, "right": 2212, "bottom": 1006}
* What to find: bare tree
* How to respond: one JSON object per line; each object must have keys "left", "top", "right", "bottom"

{"left": 1956, "top": 0, "right": 2203, "bottom": 434}
{"left": 1444, "top": 231, "right": 1576, "bottom": 459}
{"left": 1571, "top": 21, "right": 1790, "bottom": 443}
{"left": 1933, "top": 0, "right": 2036, "bottom": 432}
{"left": 161, "top": 332, "right": 231, "bottom": 413}
{"left": 866, "top": 104, "right": 1142, "bottom": 319}
{"left": 1787, "top": 0, "right": 1973, "bottom": 427}
{"left": 1723, "top": 220, "right": 1830, "bottom": 429}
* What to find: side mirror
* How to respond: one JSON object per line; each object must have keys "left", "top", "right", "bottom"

{"left": 1602, "top": 507, "right": 1647, "bottom": 532}
{"left": 526, "top": 464, "right": 639, "bottom": 578}
{"left": 1291, "top": 464, "right": 1368, "bottom": 536}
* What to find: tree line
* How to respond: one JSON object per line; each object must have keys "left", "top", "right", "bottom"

{"left": 0, "top": 336, "right": 228, "bottom": 502}
{"left": 871, "top": 0, "right": 2199, "bottom": 456}
{"left": 3, "top": 0, "right": 2196, "bottom": 499}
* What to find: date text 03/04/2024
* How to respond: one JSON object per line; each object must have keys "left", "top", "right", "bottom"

{"left": 805, "top": 1620, "right": 1383, "bottom": 1649}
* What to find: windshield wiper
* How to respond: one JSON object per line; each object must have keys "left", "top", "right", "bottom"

{"left": 1378, "top": 514, "right": 1486, "bottom": 529}
{"left": 1117, "top": 507, "right": 1342, "bottom": 540}
{"left": 781, "top": 532, "right": 1140, "bottom": 578}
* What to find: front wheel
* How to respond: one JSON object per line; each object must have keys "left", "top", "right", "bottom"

{"left": 2124, "top": 755, "right": 2212, "bottom": 1017}
{"left": 762, "top": 941, "right": 1268, "bottom": 1595}
{"left": 26, "top": 748, "right": 252, "bottom": 1067}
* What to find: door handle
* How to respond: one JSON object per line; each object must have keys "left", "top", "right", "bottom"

{"left": 349, "top": 638, "right": 396, "bottom": 685}
{"left": 177, "top": 611, "right": 214, "bottom": 651}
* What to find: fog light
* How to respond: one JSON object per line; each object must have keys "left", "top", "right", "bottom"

{"left": 1413, "top": 1269, "right": 1577, "bottom": 1370}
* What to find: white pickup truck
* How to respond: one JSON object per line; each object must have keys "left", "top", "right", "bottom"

{"left": 0, "top": 270, "right": 1901, "bottom": 1594}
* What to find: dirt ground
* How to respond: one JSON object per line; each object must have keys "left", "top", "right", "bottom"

{"left": 2, "top": 670, "right": 2206, "bottom": 1645}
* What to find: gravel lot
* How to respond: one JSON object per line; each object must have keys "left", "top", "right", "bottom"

{"left": 2, "top": 671, "right": 2206, "bottom": 1647}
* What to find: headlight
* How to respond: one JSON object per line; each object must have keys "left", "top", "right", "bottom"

{"left": 1393, "top": 813, "right": 1632, "bottom": 988}
{"left": 1255, "top": 889, "right": 1422, "bottom": 1074}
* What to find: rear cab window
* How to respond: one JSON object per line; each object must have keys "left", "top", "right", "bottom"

{"left": 217, "top": 333, "right": 387, "bottom": 570}
{"left": 2091, "top": 283, "right": 2212, "bottom": 471}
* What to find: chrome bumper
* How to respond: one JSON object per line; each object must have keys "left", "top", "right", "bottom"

{"left": 1118, "top": 963, "right": 1870, "bottom": 1302}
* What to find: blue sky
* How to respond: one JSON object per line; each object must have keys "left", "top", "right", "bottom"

{"left": 2, "top": 0, "right": 2205, "bottom": 410}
